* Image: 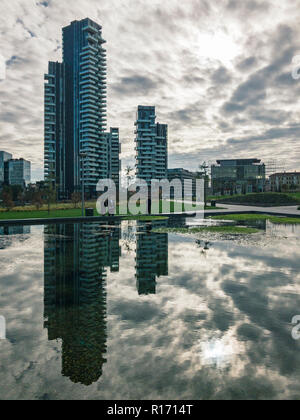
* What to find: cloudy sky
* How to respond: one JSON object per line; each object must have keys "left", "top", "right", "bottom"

{"left": 0, "top": 0, "right": 300, "bottom": 181}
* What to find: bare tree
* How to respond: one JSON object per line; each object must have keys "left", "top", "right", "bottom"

{"left": 71, "top": 192, "right": 81, "bottom": 209}
{"left": 125, "top": 165, "right": 134, "bottom": 188}
{"left": 1, "top": 189, "right": 14, "bottom": 212}
{"left": 32, "top": 191, "right": 44, "bottom": 210}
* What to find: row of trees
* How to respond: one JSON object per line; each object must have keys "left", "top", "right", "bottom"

{"left": 0, "top": 181, "right": 83, "bottom": 212}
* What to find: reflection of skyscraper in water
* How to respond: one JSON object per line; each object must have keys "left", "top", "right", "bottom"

{"left": 135, "top": 221, "right": 168, "bottom": 295}
{"left": 0, "top": 226, "right": 31, "bottom": 249}
{"left": 44, "top": 222, "right": 120, "bottom": 386}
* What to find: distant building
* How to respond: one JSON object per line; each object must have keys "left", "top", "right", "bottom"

{"left": 0, "top": 151, "right": 12, "bottom": 188}
{"left": 135, "top": 106, "right": 168, "bottom": 185}
{"left": 7, "top": 159, "right": 31, "bottom": 188}
{"left": 211, "top": 159, "right": 265, "bottom": 195}
{"left": 269, "top": 172, "right": 300, "bottom": 192}
{"left": 106, "top": 128, "right": 121, "bottom": 193}
{"left": 167, "top": 168, "right": 198, "bottom": 199}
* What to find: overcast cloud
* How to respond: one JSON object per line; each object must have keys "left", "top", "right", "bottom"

{"left": 0, "top": 0, "right": 300, "bottom": 180}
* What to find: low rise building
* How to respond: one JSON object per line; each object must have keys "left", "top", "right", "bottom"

{"left": 167, "top": 168, "right": 199, "bottom": 199}
{"left": 269, "top": 172, "right": 300, "bottom": 192}
{"left": 106, "top": 128, "right": 121, "bottom": 193}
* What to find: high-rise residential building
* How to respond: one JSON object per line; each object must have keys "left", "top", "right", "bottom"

{"left": 106, "top": 128, "right": 121, "bottom": 193}
{"left": 135, "top": 106, "right": 168, "bottom": 185}
{"left": 44, "top": 62, "right": 65, "bottom": 195}
{"left": 7, "top": 158, "right": 31, "bottom": 188}
{"left": 0, "top": 151, "right": 12, "bottom": 188}
{"left": 44, "top": 18, "right": 118, "bottom": 198}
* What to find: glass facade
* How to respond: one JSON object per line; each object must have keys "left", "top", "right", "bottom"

{"left": 0, "top": 151, "right": 12, "bottom": 187}
{"left": 7, "top": 159, "right": 31, "bottom": 188}
{"left": 211, "top": 159, "right": 266, "bottom": 195}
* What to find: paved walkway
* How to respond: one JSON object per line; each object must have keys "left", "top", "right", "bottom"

{"left": 204, "top": 204, "right": 300, "bottom": 217}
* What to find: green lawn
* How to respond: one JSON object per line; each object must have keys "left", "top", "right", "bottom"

{"left": 153, "top": 226, "right": 260, "bottom": 235}
{"left": 0, "top": 199, "right": 216, "bottom": 221}
{"left": 0, "top": 208, "right": 170, "bottom": 221}
{"left": 0, "top": 208, "right": 84, "bottom": 220}
{"left": 211, "top": 214, "right": 300, "bottom": 224}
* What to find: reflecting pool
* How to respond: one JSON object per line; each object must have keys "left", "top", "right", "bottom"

{"left": 0, "top": 219, "right": 300, "bottom": 400}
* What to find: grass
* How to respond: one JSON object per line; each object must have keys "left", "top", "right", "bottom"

{"left": 0, "top": 208, "right": 169, "bottom": 221}
{"left": 210, "top": 214, "right": 300, "bottom": 224}
{"left": 122, "top": 215, "right": 169, "bottom": 221}
{"left": 0, "top": 198, "right": 217, "bottom": 221}
{"left": 153, "top": 226, "right": 260, "bottom": 235}
{"left": 0, "top": 209, "right": 84, "bottom": 220}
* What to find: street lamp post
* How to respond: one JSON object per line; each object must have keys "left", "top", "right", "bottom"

{"left": 79, "top": 152, "right": 87, "bottom": 217}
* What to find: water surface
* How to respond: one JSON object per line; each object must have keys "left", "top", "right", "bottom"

{"left": 0, "top": 219, "right": 300, "bottom": 400}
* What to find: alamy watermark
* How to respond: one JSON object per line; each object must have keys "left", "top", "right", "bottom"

{"left": 292, "top": 54, "right": 300, "bottom": 80}
{"left": 0, "top": 53, "right": 6, "bottom": 81}
{"left": 0, "top": 316, "right": 6, "bottom": 340}
{"left": 292, "top": 316, "right": 300, "bottom": 340}
{"left": 96, "top": 178, "right": 205, "bottom": 216}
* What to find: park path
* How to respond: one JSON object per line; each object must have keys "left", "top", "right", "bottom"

{"left": 204, "top": 204, "right": 300, "bottom": 217}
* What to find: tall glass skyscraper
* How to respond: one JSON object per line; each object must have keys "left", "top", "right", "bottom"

{"left": 44, "top": 18, "right": 119, "bottom": 198}
{"left": 0, "top": 151, "right": 12, "bottom": 188}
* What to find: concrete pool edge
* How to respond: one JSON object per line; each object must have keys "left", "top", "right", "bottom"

{"left": 0, "top": 212, "right": 197, "bottom": 226}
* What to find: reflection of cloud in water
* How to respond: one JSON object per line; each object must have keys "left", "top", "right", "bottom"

{"left": 200, "top": 338, "right": 237, "bottom": 369}
{"left": 1, "top": 222, "right": 300, "bottom": 399}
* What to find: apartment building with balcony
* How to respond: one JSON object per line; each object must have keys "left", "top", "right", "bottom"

{"left": 44, "top": 18, "right": 111, "bottom": 198}
{"left": 106, "top": 127, "right": 121, "bottom": 193}
{"left": 135, "top": 106, "right": 168, "bottom": 185}
{"left": 44, "top": 62, "right": 65, "bottom": 194}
